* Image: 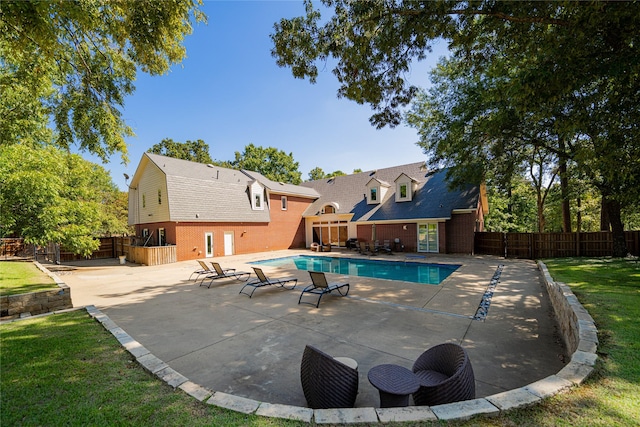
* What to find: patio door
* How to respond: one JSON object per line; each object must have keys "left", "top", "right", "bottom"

{"left": 312, "top": 221, "right": 348, "bottom": 247}
{"left": 418, "top": 223, "right": 438, "bottom": 253}
{"left": 205, "top": 233, "right": 213, "bottom": 258}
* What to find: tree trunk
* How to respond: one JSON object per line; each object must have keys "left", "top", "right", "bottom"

{"left": 600, "top": 197, "right": 610, "bottom": 231}
{"left": 602, "top": 196, "right": 627, "bottom": 257}
{"left": 537, "top": 193, "right": 545, "bottom": 232}
{"left": 558, "top": 139, "right": 571, "bottom": 232}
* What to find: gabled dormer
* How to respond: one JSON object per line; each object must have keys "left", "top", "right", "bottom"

{"left": 394, "top": 173, "right": 419, "bottom": 202}
{"left": 249, "top": 180, "right": 265, "bottom": 210}
{"left": 366, "top": 178, "right": 390, "bottom": 205}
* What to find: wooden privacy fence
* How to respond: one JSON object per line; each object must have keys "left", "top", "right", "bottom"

{"left": 1, "top": 237, "right": 176, "bottom": 265}
{"left": 475, "top": 231, "right": 640, "bottom": 259}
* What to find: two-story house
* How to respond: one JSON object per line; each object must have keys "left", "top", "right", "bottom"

{"left": 128, "top": 153, "right": 487, "bottom": 261}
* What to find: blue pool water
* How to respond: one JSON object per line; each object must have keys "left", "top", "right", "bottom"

{"left": 251, "top": 255, "right": 460, "bottom": 285}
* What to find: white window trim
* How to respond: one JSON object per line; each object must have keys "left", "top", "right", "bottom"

{"left": 369, "top": 186, "right": 379, "bottom": 203}
{"left": 396, "top": 181, "right": 410, "bottom": 201}
{"left": 250, "top": 182, "right": 265, "bottom": 210}
{"left": 281, "top": 196, "right": 287, "bottom": 210}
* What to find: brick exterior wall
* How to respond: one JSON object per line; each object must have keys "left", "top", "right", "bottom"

{"left": 446, "top": 212, "right": 477, "bottom": 254}
{"left": 135, "top": 195, "right": 311, "bottom": 261}
{"left": 356, "top": 223, "right": 420, "bottom": 252}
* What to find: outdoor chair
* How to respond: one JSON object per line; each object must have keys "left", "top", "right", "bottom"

{"left": 411, "top": 343, "right": 475, "bottom": 406}
{"left": 358, "top": 241, "right": 375, "bottom": 256}
{"left": 239, "top": 267, "right": 298, "bottom": 298}
{"left": 298, "top": 271, "right": 349, "bottom": 308}
{"left": 300, "top": 345, "right": 359, "bottom": 409}
{"left": 189, "top": 260, "right": 213, "bottom": 282}
{"left": 374, "top": 240, "right": 392, "bottom": 254}
{"left": 201, "top": 262, "right": 251, "bottom": 288}
{"left": 190, "top": 261, "right": 238, "bottom": 283}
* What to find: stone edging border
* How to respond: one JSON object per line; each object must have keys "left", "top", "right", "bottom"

{"left": 2, "top": 261, "right": 599, "bottom": 424}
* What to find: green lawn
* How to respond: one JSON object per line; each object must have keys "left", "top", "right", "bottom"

{"left": 0, "top": 261, "right": 56, "bottom": 296}
{"left": 1, "top": 258, "right": 638, "bottom": 426}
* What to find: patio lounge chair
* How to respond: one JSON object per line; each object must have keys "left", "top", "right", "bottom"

{"left": 239, "top": 267, "right": 298, "bottom": 298}
{"left": 298, "top": 271, "right": 349, "bottom": 308}
{"left": 190, "top": 260, "right": 238, "bottom": 284}
{"left": 189, "top": 260, "right": 213, "bottom": 282}
{"left": 411, "top": 343, "right": 475, "bottom": 406}
{"left": 300, "top": 345, "right": 359, "bottom": 409}
{"left": 201, "top": 262, "right": 251, "bottom": 288}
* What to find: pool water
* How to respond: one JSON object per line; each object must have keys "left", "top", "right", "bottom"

{"left": 251, "top": 255, "right": 460, "bottom": 285}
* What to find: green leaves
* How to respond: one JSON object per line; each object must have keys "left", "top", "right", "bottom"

{"left": 232, "top": 143, "right": 302, "bottom": 184}
{"left": 0, "top": 145, "right": 130, "bottom": 256}
{"left": 0, "top": 0, "right": 204, "bottom": 162}
{"left": 149, "top": 138, "right": 213, "bottom": 164}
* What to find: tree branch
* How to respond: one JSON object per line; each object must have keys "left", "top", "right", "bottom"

{"left": 389, "top": 7, "right": 570, "bottom": 27}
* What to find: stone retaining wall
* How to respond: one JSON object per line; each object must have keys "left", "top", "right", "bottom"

{"left": 0, "top": 262, "right": 73, "bottom": 319}
{"left": 538, "top": 262, "right": 599, "bottom": 355}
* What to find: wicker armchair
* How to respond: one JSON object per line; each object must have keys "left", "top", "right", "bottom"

{"left": 300, "top": 345, "right": 359, "bottom": 409}
{"left": 411, "top": 343, "right": 475, "bottom": 406}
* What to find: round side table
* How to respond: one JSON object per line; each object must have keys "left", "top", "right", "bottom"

{"left": 367, "top": 364, "right": 420, "bottom": 408}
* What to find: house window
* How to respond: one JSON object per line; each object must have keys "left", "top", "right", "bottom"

{"left": 399, "top": 183, "right": 407, "bottom": 199}
{"left": 254, "top": 192, "right": 263, "bottom": 209}
{"left": 142, "top": 194, "right": 146, "bottom": 208}
{"left": 158, "top": 228, "right": 166, "bottom": 246}
{"left": 370, "top": 187, "right": 378, "bottom": 201}
{"left": 158, "top": 189, "right": 162, "bottom": 205}
{"left": 281, "top": 196, "right": 287, "bottom": 210}
{"left": 323, "top": 205, "right": 335, "bottom": 214}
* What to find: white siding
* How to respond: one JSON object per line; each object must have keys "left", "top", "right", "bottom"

{"left": 137, "top": 162, "right": 170, "bottom": 223}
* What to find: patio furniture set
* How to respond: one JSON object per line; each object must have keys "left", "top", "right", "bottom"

{"left": 301, "top": 343, "right": 475, "bottom": 409}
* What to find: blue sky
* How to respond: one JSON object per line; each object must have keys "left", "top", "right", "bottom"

{"left": 90, "top": 1, "right": 449, "bottom": 190}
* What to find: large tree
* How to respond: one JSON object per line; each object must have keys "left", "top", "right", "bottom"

{"left": 272, "top": 1, "right": 640, "bottom": 256}
{"left": 149, "top": 138, "right": 213, "bottom": 164}
{"left": 0, "top": 0, "right": 204, "bottom": 162}
{"left": 0, "top": 145, "right": 130, "bottom": 256}
{"left": 231, "top": 144, "right": 302, "bottom": 184}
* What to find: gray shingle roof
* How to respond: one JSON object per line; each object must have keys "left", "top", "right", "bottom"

{"left": 141, "top": 153, "right": 316, "bottom": 223}
{"left": 300, "top": 162, "right": 480, "bottom": 222}
{"left": 242, "top": 170, "right": 319, "bottom": 199}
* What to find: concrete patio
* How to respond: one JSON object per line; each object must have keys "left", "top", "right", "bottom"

{"left": 54, "top": 250, "right": 567, "bottom": 409}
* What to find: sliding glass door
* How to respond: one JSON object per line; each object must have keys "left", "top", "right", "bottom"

{"left": 418, "top": 223, "right": 438, "bottom": 253}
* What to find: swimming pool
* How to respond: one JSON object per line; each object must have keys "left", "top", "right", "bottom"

{"left": 251, "top": 255, "right": 460, "bottom": 285}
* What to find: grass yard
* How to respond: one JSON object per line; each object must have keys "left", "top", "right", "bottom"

{"left": 1, "top": 258, "right": 638, "bottom": 426}
{"left": 0, "top": 261, "right": 55, "bottom": 296}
